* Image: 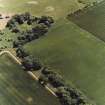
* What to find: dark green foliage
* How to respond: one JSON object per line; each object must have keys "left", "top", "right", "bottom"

{"left": 42, "top": 67, "right": 65, "bottom": 87}
{"left": 22, "top": 55, "right": 42, "bottom": 71}
{"left": 38, "top": 16, "right": 54, "bottom": 27}
{"left": 12, "top": 14, "right": 24, "bottom": 24}
{"left": 15, "top": 46, "right": 42, "bottom": 71}
{"left": 48, "top": 73, "right": 65, "bottom": 88}
{"left": 13, "top": 41, "right": 20, "bottom": 48}
{"left": 56, "top": 87, "right": 70, "bottom": 98}
{"left": 27, "top": 16, "right": 38, "bottom": 25}
{"left": 23, "top": 12, "right": 31, "bottom": 21}
{"left": 42, "top": 67, "right": 54, "bottom": 75}
{"left": 41, "top": 68, "right": 88, "bottom": 105}
{"left": 56, "top": 86, "right": 88, "bottom": 105}
{"left": 38, "top": 74, "right": 49, "bottom": 86}
{"left": 60, "top": 95, "right": 72, "bottom": 105}
{"left": 6, "top": 12, "right": 30, "bottom": 30}
{"left": 13, "top": 40, "right": 24, "bottom": 48}
{"left": 16, "top": 46, "right": 29, "bottom": 58}
{"left": 32, "top": 23, "right": 48, "bottom": 36}
{"left": 6, "top": 19, "right": 16, "bottom": 29}
{"left": 12, "top": 27, "right": 20, "bottom": 33}
{"left": 58, "top": 86, "right": 88, "bottom": 105}
{"left": 7, "top": 13, "right": 54, "bottom": 48}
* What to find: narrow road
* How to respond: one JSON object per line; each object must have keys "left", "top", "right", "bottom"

{"left": 0, "top": 50, "right": 57, "bottom": 97}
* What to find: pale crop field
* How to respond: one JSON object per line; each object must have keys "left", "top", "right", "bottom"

{"left": 0, "top": 54, "right": 60, "bottom": 105}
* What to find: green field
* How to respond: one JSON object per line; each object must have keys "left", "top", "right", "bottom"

{"left": 0, "top": 54, "right": 60, "bottom": 105}
{"left": 69, "top": 0, "right": 105, "bottom": 42}
{"left": 0, "top": 0, "right": 104, "bottom": 105}
{"left": 0, "top": 0, "right": 86, "bottom": 20}
{"left": 0, "top": 0, "right": 87, "bottom": 49}
{"left": 0, "top": 0, "right": 100, "bottom": 48}
{"left": 25, "top": 18, "right": 105, "bottom": 105}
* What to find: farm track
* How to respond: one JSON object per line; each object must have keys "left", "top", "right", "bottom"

{"left": 0, "top": 13, "right": 13, "bottom": 30}
{"left": 0, "top": 49, "right": 57, "bottom": 97}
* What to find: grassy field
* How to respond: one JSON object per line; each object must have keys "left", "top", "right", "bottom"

{"left": 0, "top": 0, "right": 86, "bottom": 20}
{"left": 25, "top": 18, "right": 105, "bottom": 105}
{"left": 0, "top": 0, "right": 86, "bottom": 49}
{"left": 0, "top": 0, "right": 100, "bottom": 48}
{"left": 0, "top": 0, "right": 101, "bottom": 19}
{"left": 0, "top": 54, "right": 60, "bottom": 105}
{"left": 0, "top": 0, "right": 104, "bottom": 105}
{"left": 69, "top": 0, "right": 105, "bottom": 42}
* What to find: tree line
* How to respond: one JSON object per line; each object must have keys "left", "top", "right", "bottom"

{"left": 16, "top": 47, "right": 90, "bottom": 105}
{"left": 14, "top": 12, "right": 91, "bottom": 105}
{"left": 16, "top": 46, "right": 42, "bottom": 71}
{"left": 6, "top": 12, "right": 54, "bottom": 48}
{"left": 39, "top": 67, "right": 90, "bottom": 105}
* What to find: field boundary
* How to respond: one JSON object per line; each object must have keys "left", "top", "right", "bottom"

{"left": 0, "top": 50, "right": 57, "bottom": 97}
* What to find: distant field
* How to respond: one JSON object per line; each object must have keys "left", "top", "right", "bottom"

{"left": 0, "top": 0, "right": 85, "bottom": 48}
{"left": 0, "top": 0, "right": 95, "bottom": 20}
{"left": 0, "top": 0, "right": 79, "bottom": 19}
{"left": 0, "top": 54, "right": 60, "bottom": 105}
{"left": 25, "top": 19, "right": 105, "bottom": 105}
{"left": 69, "top": 0, "right": 105, "bottom": 42}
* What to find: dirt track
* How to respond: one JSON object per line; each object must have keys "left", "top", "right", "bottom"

{"left": 0, "top": 13, "right": 13, "bottom": 30}
{"left": 0, "top": 50, "right": 57, "bottom": 97}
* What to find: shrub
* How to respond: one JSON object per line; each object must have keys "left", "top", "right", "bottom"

{"left": 16, "top": 46, "right": 29, "bottom": 58}
{"left": 22, "top": 56, "right": 42, "bottom": 71}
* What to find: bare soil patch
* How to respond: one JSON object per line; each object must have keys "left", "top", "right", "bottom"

{"left": 0, "top": 13, "right": 13, "bottom": 30}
